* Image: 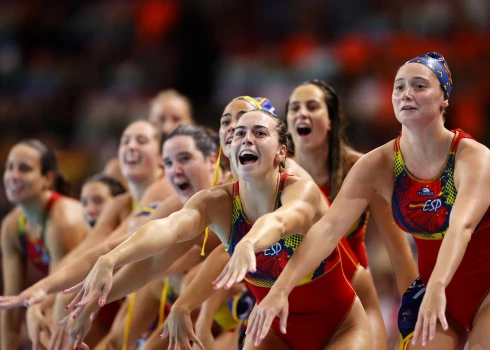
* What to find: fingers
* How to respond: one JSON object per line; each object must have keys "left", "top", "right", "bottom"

{"left": 0, "top": 295, "right": 23, "bottom": 309}
{"left": 65, "top": 289, "right": 85, "bottom": 311}
{"left": 429, "top": 314, "right": 437, "bottom": 342}
{"left": 212, "top": 265, "right": 229, "bottom": 289}
{"left": 421, "top": 313, "right": 429, "bottom": 346}
{"left": 61, "top": 282, "right": 84, "bottom": 295}
{"left": 75, "top": 289, "right": 101, "bottom": 308}
{"left": 412, "top": 313, "right": 422, "bottom": 345}
{"left": 188, "top": 331, "right": 205, "bottom": 350}
{"left": 439, "top": 312, "right": 448, "bottom": 331}
{"left": 97, "top": 279, "right": 112, "bottom": 307}
{"left": 279, "top": 303, "right": 288, "bottom": 334}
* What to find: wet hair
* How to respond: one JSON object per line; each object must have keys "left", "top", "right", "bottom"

{"left": 19, "top": 139, "right": 71, "bottom": 196}
{"left": 164, "top": 124, "right": 221, "bottom": 163}
{"left": 240, "top": 109, "right": 293, "bottom": 172}
{"left": 83, "top": 173, "right": 126, "bottom": 197}
{"left": 285, "top": 80, "right": 349, "bottom": 198}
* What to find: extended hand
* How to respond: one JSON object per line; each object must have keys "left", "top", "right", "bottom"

{"left": 212, "top": 240, "right": 256, "bottom": 290}
{"left": 61, "top": 256, "right": 114, "bottom": 310}
{"left": 246, "top": 291, "right": 289, "bottom": 346}
{"left": 412, "top": 283, "right": 448, "bottom": 346}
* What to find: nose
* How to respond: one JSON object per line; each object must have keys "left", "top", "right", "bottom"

{"left": 7, "top": 167, "right": 22, "bottom": 181}
{"left": 241, "top": 131, "right": 254, "bottom": 145}
{"left": 227, "top": 121, "right": 237, "bottom": 135}
{"left": 402, "top": 87, "right": 413, "bottom": 100}
{"left": 170, "top": 162, "right": 184, "bottom": 176}
{"left": 85, "top": 201, "right": 98, "bottom": 216}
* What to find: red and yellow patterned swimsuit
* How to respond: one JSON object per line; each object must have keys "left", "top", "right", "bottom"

{"left": 227, "top": 173, "right": 355, "bottom": 349}
{"left": 392, "top": 129, "right": 490, "bottom": 331}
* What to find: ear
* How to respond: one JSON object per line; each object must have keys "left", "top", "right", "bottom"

{"left": 43, "top": 171, "right": 56, "bottom": 190}
{"left": 441, "top": 99, "right": 449, "bottom": 109}
{"left": 275, "top": 145, "right": 287, "bottom": 166}
{"left": 208, "top": 152, "right": 218, "bottom": 174}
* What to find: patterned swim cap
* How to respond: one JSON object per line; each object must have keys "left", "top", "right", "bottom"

{"left": 405, "top": 52, "right": 453, "bottom": 100}
{"left": 232, "top": 96, "right": 277, "bottom": 117}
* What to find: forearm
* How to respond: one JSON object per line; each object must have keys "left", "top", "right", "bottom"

{"left": 428, "top": 226, "right": 472, "bottom": 288}
{"left": 105, "top": 238, "right": 201, "bottom": 304}
{"left": 38, "top": 239, "right": 116, "bottom": 294}
{"left": 243, "top": 215, "right": 285, "bottom": 252}
{"left": 1, "top": 309, "right": 21, "bottom": 349}
{"left": 175, "top": 248, "right": 229, "bottom": 313}
{"left": 105, "top": 218, "right": 189, "bottom": 269}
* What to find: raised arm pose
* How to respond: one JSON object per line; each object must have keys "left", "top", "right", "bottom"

{"left": 1, "top": 139, "right": 87, "bottom": 349}
{"left": 217, "top": 52, "right": 490, "bottom": 350}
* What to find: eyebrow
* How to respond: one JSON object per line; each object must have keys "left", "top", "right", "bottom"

{"left": 395, "top": 76, "right": 431, "bottom": 82}
{"left": 235, "top": 125, "right": 268, "bottom": 131}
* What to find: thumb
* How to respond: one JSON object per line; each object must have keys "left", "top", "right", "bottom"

{"left": 279, "top": 304, "right": 288, "bottom": 334}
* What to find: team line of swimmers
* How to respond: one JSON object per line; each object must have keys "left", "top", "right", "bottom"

{"left": 1, "top": 52, "right": 490, "bottom": 350}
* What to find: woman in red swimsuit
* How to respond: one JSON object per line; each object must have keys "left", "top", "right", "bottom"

{"left": 220, "top": 52, "right": 490, "bottom": 350}
{"left": 1, "top": 139, "right": 87, "bottom": 349}
{"left": 62, "top": 109, "right": 371, "bottom": 350}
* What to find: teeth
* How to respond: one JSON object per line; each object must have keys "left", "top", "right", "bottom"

{"left": 296, "top": 123, "right": 310, "bottom": 128}
{"left": 240, "top": 150, "right": 257, "bottom": 157}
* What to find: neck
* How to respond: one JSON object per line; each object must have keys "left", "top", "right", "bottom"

{"left": 19, "top": 191, "right": 52, "bottom": 226}
{"left": 239, "top": 170, "right": 281, "bottom": 220}
{"left": 128, "top": 168, "right": 162, "bottom": 204}
{"left": 400, "top": 121, "right": 453, "bottom": 163}
{"left": 293, "top": 143, "right": 329, "bottom": 185}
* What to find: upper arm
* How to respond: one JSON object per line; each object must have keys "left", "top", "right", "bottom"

{"left": 47, "top": 200, "right": 87, "bottom": 270}
{"left": 1, "top": 212, "right": 26, "bottom": 294}
{"left": 317, "top": 149, "right": 386, "bottom": 242}
{"left": 451, "top": 140, "right": 490, "bottom": 231}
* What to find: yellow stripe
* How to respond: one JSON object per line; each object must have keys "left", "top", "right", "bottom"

{"left": 122, "top": 292, "right": 137, "bottom": 350}
{"left": 201, "top": 146, "right": 223, "bottom": 256}
{"left": 158, "top": 278, "right": 170, "bottom": 327}
{"left": 399, "top": 332, "right": 414, "bottom": 350}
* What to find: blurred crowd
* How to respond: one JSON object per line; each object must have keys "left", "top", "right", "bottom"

{"left": 0, "top": 0, "right": 489, "bottom": 347}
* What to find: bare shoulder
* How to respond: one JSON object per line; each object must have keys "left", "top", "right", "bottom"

{"left": 345, "top": 147, "right": 364, "bottom": 170}
{"left": 1, "top": 207, "right": 21, "bottom": 239}
{"left": 284, "top": 159, "right": 314, "bottom": 181}
{"left": 456, "top": 138, "right": 490, "bottom": 162}
{"left": 283, "top": 176, "right": 324, "bottom": 202}
{"left": 49, "top": 196, "right": 85, "bottom": 227}
{"left": 111, "top": 192, "right": 133, "bottom": 210}
{"left": 140, "top": 177, "right": 176, "bottom": 205}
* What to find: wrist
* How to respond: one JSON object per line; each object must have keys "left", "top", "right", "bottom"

{"left": 100, "top": 254, "right": 117, "bottom": 270}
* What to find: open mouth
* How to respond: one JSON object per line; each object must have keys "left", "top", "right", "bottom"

{"left": 296, "top": 125, "right": 312, "bottom": 136}
{"left": 176, "top": 182, "right": 191, "bottom": 191}
{"left": 401, "top": 106, "right": 416, "bottom": 111}
{"left": 226, "top": 137, "right": 233, "bottom": 145}
{"left": 124, "top": 151, "right": 142, "bottom": 165}
{"left": 239, "top": 150, "right": 259, "bottom": 165}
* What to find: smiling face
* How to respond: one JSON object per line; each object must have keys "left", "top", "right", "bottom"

{"left": 118, "top": 121, "right": 161, "bottom": 183}
{"left": 219, "top": 100, "right": 255, "bottom": 158}
{"left": 230, "top": 111, "right": 286, "bottom": 181}
{"left": 80, "top": 181, "right": 113, "bottom": 228}
{"left": 3, "top": 144, "right": 52, "bottom": 205}
{"left": 392, "top": 63, "right": 449, "bottom": 127}
{"left": 286, "top": 84, "right": 331, "bottom": 151}
{"left": 163, "top": 135, "right": 216, "bottom": 203}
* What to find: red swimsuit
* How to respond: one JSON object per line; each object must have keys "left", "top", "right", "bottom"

{"left": 392, "top": 129, "right": 490, "bottom": 331}
{"left": 18, "top": 191, "right": 63, "bottom": 275}
{"left": 227, "top": 174, "right": 355, "bottom": 349}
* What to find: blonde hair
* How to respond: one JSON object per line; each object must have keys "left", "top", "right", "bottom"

{"left": 150, "top": 89, "right": 193, "bottom": 118}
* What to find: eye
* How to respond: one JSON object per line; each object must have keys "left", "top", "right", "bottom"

{"left": 234, "top": 130, "right": 244, "bottom": 137}
{"left": 221, "top": 120, "right": 230, "bottom": 126}
{"left": 394, "top": 85, "right": 403, "bottom": 91}
{"left": 289, "top": 106, "right": 299, "bottom": 113}
{"left": 415, "top": 84, "right": 425, "bottom": 89}
{"left": 163, "top": 160, "right": 172, "bottom": 168}
{"left": 256, "top": 131, "right": 266, "bottom": 137}
{"left": 136, "top": 136, "right": 150, "bottom": 145}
